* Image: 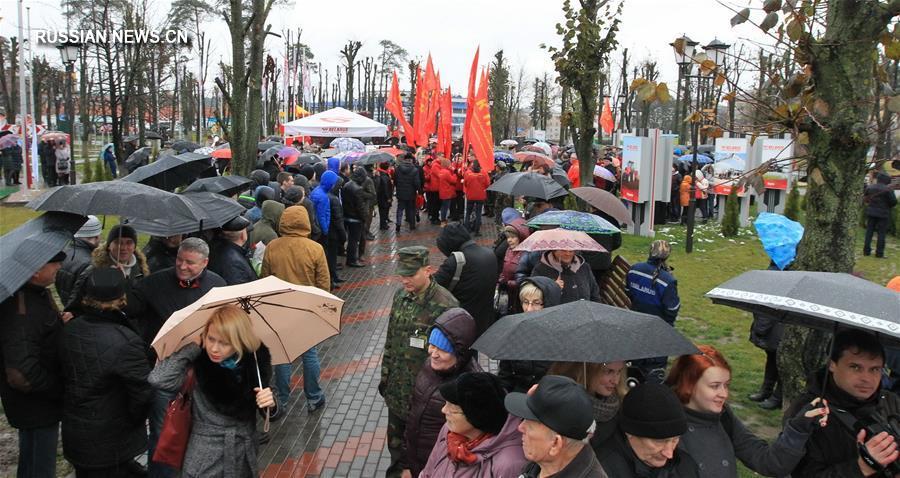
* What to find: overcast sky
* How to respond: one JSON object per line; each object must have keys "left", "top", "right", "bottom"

{"left": 2, "top": 0, "right": 772, "bottom": 96}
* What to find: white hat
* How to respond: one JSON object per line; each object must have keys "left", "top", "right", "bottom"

{"left": 74, "top": 215, "right": 102, "bottom": 238}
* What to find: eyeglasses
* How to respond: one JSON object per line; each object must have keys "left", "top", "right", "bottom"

{"left": 521, "top": 300, "right": 543, "bottom": 307}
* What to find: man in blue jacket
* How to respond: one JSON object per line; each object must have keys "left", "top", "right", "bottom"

{"left": 626, "top": 240, "right": 680, "bottom": 384}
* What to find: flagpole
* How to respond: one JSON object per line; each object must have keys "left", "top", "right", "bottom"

{"left": 17, "top": 0, "right": 31, "bottom": 189}
{"left": 26, "top": 6, "right": 39, "bottom": 187}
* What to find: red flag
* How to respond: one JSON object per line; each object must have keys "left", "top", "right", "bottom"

{"left": 469, "top": 68, "right": 494, "bottom": 172}
{"left": 413, "top": 66, "right": 428, "bottom": 147}
{"left": 385, "top": 71, "right": 415, "bottom": 147}
{"left": 423, "top": 54, "right": 437, "bottom": 96}
{"left": 462, "top": 47, "right": 480, "bottom": 160}
{"left": 600, "top": 97, "right": 615, "bottom": 134}
{"left": 438, "top": 87, "right": 453, "bottom": 159}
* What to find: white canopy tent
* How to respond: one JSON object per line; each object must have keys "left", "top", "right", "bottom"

{"left": 283, "top": 107, "right": 387, "bottom": 137}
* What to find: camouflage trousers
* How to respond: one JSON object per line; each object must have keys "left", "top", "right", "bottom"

{"left": 385, "top": 409, "right": 407, "bottom": 478}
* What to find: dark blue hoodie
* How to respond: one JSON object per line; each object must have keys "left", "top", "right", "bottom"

{"left": 311, "top": 171, "right": 338, "bottom": 234}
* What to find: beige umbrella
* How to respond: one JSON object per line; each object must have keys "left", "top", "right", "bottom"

{"left": 151, "top": 276, "right": 344, "bottom": 365}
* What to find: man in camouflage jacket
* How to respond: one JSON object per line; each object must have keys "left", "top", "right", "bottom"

{"left": 379, "top": 245, "right": 458, "bottom": 478}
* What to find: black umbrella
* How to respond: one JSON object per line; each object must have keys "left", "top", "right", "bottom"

{"left": 125, "top": 147, "right": 152, "bottom": 173}
{"left": 121, "top": 152, "right": 216, "bottom": 191}
{"left": 260, "top": 146, "right": 280, "bottom": 164}
{"left": 27, "top": 181, "right": 209, "bottom": 223}
{"left": 357, "top": 151, "right": 393, "bottom": 166}
{"left": 258, "top": 141, "right": 282, "bottom": 152}
{"left": 296, "top": 153, "right": 322, "bottom": 165}
{"left": 126, "top": 192, "right": 245, "bottom": 236}
{"left": 706, "top": 270, "right": 900, "bottom": 342}
{"left": 265, "top": 135, "right": 284, "bottom": 142}
{"left": 171, "top": 140, "right": 201, "bottom": 153}
{"left": 0, "top": 212, "right": 87, "bottom": 302}
{"left": 472, "top": 300, "right": 699, "bottom": 363}
{"left": 487, "top": 172, "right": 569, "bottom": 200}
{"left": 549, "top": 165, "right": 572, "bottom": 188}
{"left": 145, "top": 131, "right": 164, "bottom": 140}
{"left": 183, "top": 175, "right": 252, "bottom": 197}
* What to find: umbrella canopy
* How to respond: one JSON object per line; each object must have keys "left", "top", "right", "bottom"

{"left": 265, "top": 135, "right": 283, "bottom": 142}
{"left": 513, "top": 228, "right": 606, "bottom": 253}
{"left": 193, "top": 146, "right": 214, "bottom": 155}
{"left": 278, "top": 146, "right": 301, "bottom": 159}
{"left": 258, "top": 141, "right": 282, "bottom": 152}
{"left": 121, "top": 152, "right": 216, "bottom": 191}
{"left": 40, "top": 131, "right": 69, "bottom": 143}
{"left": 530, "top": 141, "right": 552, "bottom": 156}
{"left": 125, "top": 147, "right": 153, "bottom": 173}
{"left": 333, "top": 151, "right": 365, "bottom": 163}
{"left": 676, "top": 153, "right": 713, "bottom": 165}
{"left": 494, "top": 150, "right": 515, "bottom": 163}
{"left": 706, "top": 271, "right": 900, "bottom": 342}
{"left": 377, "top": 147, "right": 407, "bottom": 157}
{"left": 259, "top": 146, "right": 280, "bottom": 165}
{"left": 570, "top": 187, "right": 633, "bottom": 226}
{"left": 330, "top": 137, "right": 366, "bottom": 153}
{"left": 295, "top": 153, "right": 323, "bottom": 166}
{"left": 500, "top": 139, "right": 518, "bottom": 147}
{"left": 549, "top": 166, "right": 572, "bottom": 188}
{"left": 0, "top": 134, "right": 20, "bottom": 149}
{"left": 472, "top": 300, "right": 699, "bottom": 362}
{"left": 211, "top": 149, "right": 232, "bottom": 159}
{"left": 527, "top": 210, "right": 621, "bottom": 235}
{"left": 283, "top": 107, "right": 387, "bottom": 138}
{"left": 515, "top": 150, "right": 553, "bottom": 165}
{"left": 593, "top": 165, "right": 617, "bottom": 182}
{"left": 357, "top": 150, "right": 394, "bottom": 166}
{"left": 183, "top": 175, "right": 252, "bottom": 197}
{"left": 754, "top": 212, "right": 803, "bottom": 270}
{"left": 144, "top": 131, "right": 164, "bottom": 140}
{"left": 152, "top": 276, "right": 344, "bottom": 364}
{"left": 171, "top": 140, "right": 201, "bottom": 153}
{"left": 126, "top": 192, "right": 245, "bottom": 236}
{"left": 487, "top": 172, "right": 569, "bottom": 200}
{"left": 0, "top": 212, "right": 87, "bottom": 302}
{"left": 27, "top": 181, "right": 209, "bottom": 223}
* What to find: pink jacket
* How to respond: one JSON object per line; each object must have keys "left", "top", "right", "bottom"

{"left": 419, "top": 415, "right": 526, "bottom": 478}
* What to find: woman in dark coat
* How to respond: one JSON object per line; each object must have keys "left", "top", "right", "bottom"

{"left": 148, "top": 304, "right": 278, "bottom": 477}
{"left": 403, "top": 308, "right": 481, "bottom": 478}
{"left": 530, "top": 249, "right": 601, "bottom": 304}
{"left": 748, "top": 262, "right": 785, "bottom": 409}
{"left": 59, "top": 268, "right": 153, "bottom": 475}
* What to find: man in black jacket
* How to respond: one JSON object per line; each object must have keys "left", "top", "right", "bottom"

{"left": 433, "top": 222, "right": 499, "bottom": 337}
{"left": 142, "top": 234, "right": 183, "bottom": 274}
{"left": 342, "top": 167, "right": 368, "bottom": 267}
{"left": 863, "top": 171, "right": 897, "bottom": 258}
{"left": 0, "top": 251, "right": 67, "bottom": 478}
{"left": 208, "top": 215, "right": 257, "bottom": 285}
{"left": 786, "top": 329, "right": 900, "bottom": 477}
{"left": 376, "top": 162, "right": 394, "bottom": 231}
{"left": 394, "top": 155, "right": 421, "bottom": 234}
{"left": 55, "top": 215, "right": 102, "bottom": 306}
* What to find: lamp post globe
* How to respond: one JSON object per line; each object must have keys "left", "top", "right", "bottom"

{"left": 703, "top": 38, "right": 731, "bottom": 68}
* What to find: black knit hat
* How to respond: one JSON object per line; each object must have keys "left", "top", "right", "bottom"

{"left": 107, "top": 224, "right": 137, "bottom": 245}
{"left": 619, "top": 383, "right": 687, "bottom": 439}
{"left": 439, "top": 372, "right": 508, "bottom": 435}
{"left": 85, "top": 267, "right": 126, "bottom": 301}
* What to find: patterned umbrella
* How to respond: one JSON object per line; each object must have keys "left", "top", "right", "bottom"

{"left": 494, "top": 150, "right": 515, "bottom": 163}
{"left": 500, "top": 139, "right": 518, "bottom": 147}
{"left": 0, "top": 134, "right": 20, "bottom": 149}
{"left": 278, "top": 146, "right": 302, "bottom": 159}
{"left": 333, "top": 151, "right": 365, "bottom": 163}
{"left": 527, "top": 210, "right": 620, "bottom": 235}
{"left": 513, "top": 228, "right": 606, "bottom": 252}
{"left": 593, "top": 165, "right": 617, "bottom": 182}
{"left": 330, "top": 137, "right": 366, "bottom": 153}
{"left": 515, "top": 151, "right": 554, "bottom": 169}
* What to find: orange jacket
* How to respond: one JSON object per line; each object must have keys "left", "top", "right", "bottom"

{"left": 567, "top": 160, "right": 581, "bottom": 188}
{"left": 463, "top": 169, "right": 490, "bottom": 201}
{"left": 679, "top": 175, "right": 693, "bottom": 207}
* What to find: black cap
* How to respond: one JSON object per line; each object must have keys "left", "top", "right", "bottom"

{"left": 619, "top": 383, "right": 687, "bottom": 439}
{"left": 107, "top": 224, "right": 137, "bottom": 245}
{"left": 85, "top": 267, "right": 126, "bottom": 301}
{"left": 221, "top": 214, "right": 251, "bottom": 232}
{"left": 439, "top": 372, "right": 508, "bottom": 435}
{"left": 48, "top": 250, "right": 67, "bottom": 263}
{"left": 505, "top": 375, "right": 594, "bottom": 440}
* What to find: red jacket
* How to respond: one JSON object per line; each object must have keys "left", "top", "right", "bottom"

{"left": 438, "top": 167, "right": 458, "bottom": 200}
{"left": 463, "top": 169, "right": 490, "bottom": 201}
{"left": 567, "top": 160, "right": 581, "bottom": 188}
{"left": 423, "top": 161, "right": 440, "bottom": 193}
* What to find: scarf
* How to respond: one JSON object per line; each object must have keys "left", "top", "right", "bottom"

{"left": 447, "top": 431, "right": 491, "bottom": 465}
{"left": 591, "top": 392, "right": 621, "bottom": 424}
{"left": 109, "top": 252, "right": 137, "bottom": 277}
{"left": 542, "top": 250, "right": 584, "bottom": 273}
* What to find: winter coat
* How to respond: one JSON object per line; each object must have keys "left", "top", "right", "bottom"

{"left": 498, "top": 220, "right": 531, "bottom": 291}
{"left": 433, "top": 223, "right": 500, "bottom": 336}
{"left": 358, "top": 168, "right": 377, "bottom": 209}
{"left": 143, "top": 237, "right": 179, "bottom": 274}
{"left": 261, "top": 206, "right": 330, "bottom": 291}
{"left": 0, "top": 284, "right": 63, "bottom": 429}
{"left": 404, "top": 308, "right": 482, "bottom": 477}
{"left": 311, "top": 171, "right": 338, "bottom": 234}
{"left": 521, "top": 444, "right": 609, "bottom": 478}
{"left": 463, "top": 169, "right": 490, "bottom": 201}
{"left": 376, "top": 169, "right": 394, "bottom": 208}
{"left": 864, "top": 172, "right": 897, "bottom": 219}
{"left": 342, "top": 172, "right": 367, "bottom": 222}
{"left": 785, "top": 370, "right": 900, "bottom": 478}
{"left": 749, "top": 264, "right": 783, "bottom": 352}
{"left": 58, "top": 308, "right": 152, "bottom": 468}
{"left": 148, "top": 343, "right": 276, "bottom": 478}
{"left": 679, "top": 176, "right": 693, "bottom": 207}
{"left": 130, "top": 267, "right": 226, "bottom": 347}
{"left": 249, "top": 200, "right": 284, "bottom": 246}
{"left": 531, "top": 251, "right": 601, "bottom": 304}
{"left": 419, "top": 415, "right": 527, "bottom": 478}
{"left": 395, "top": 160, "right": 421, "bottom": 201}
{"left": 497, "top": 276, "right": 559, "bottom": 393}
{"left": 626, "top": 259, "right": 681, "bottom": 324}
{"left": 438, "top": 166, "right": 459, "bottom": 200}
{"left": 567, "top": 160, "right": 581, "bottom": 188}
{"left": 678, "top": 405, "right": 809, "bottom": 478}
{"left": 695, "top": 173, "right": 709, "bottom": 200}
{"left": 327, "top": 189, "right": 348, "bottom": 244}
{"left": 424, "top": 161, "right": 440, "bottom": 193}
{"left": 594, "top": 420, "right": 700, "bottom": 478}
{"left": 208, "top": 238, "right": 257, "bottom": 286}
{"left": 66, "top": 245, "right": 151, "bottom": 311}
{"left": 55, "top": 238, "right": 97, "bottom": 307}
{"left": 327, "top": 156, "right": 341, "bottom": 175}
{"left": 300, "top": 198, "right": 322, "bottom": 241}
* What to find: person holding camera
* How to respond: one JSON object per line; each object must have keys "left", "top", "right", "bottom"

{"left": 786, "top": 329, "right": 900, "bottom": 477}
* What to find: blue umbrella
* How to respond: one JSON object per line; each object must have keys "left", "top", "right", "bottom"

{"left": 494, "top": 150, "right": 515, "bottom": 163}
{"left": 753, "top": 212, "right": 804, "bottom": 270}
{"left": 528, "top": 210, "right": 621, "bottom": 235}
{"left": 676, "top": 153, "right": 713, "bottom": 165}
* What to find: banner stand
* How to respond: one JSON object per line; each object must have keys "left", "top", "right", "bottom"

{"left": 626, "top": 201, "right": 654, "bottom": 237}
{"left": 763, "top": 189, "right": 786, "bottom": 214}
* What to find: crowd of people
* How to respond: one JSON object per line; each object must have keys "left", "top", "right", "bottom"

{"left": 0, "top": 136, "right": 898, "bottom": 478}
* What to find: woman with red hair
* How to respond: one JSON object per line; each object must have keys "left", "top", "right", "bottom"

{"left": 664, "top": 345, "right": 828, "bottom": 478}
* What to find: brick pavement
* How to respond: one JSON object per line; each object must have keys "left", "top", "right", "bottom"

{"left": 258, "top": 210, "right": 500, "bottom": 478}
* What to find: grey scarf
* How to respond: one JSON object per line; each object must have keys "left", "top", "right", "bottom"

{"left": 591, "top": 392, "right": 621, "bottom": 424}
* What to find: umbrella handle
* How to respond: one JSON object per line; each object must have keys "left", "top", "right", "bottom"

{"left": 254, "top": 351, "right": 270, "bottom": 433}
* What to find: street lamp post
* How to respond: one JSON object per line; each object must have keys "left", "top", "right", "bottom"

{"left": 670, "top": 35, "right": 697, "bottom": 140}
{"left": 57, "top": 41, "right": 79, "bottom": 185}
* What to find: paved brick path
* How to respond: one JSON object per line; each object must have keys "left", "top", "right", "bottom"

{"left": 258, "top": 212, "right": 499, "bottom": 478}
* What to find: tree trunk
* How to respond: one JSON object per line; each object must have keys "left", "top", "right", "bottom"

{"left": 778, "top": 0, "right": 900, "bottom": 405}
{"left": 577, "top": 89, "right": 598, "bottom": 187}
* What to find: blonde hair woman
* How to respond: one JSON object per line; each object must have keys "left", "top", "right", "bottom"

{"left": 149, "top": 305, "right": 277, "bottom": 477}
{"left": 547, "top": 361, "right": 629, "bottom": 426}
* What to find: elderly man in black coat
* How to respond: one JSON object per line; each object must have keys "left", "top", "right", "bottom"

{"left": 207, "top": 215, "right": 257, "bottom": 285}
{"left": 433, "top": 222, "right": 499, "bottom": 337}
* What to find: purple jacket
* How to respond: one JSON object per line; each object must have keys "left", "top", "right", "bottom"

{"left": 420, "top": 415, "right": 527, "bottom": 478}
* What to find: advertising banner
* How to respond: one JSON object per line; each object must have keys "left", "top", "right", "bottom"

{"left": 713, "top": 137, "right": 749, "bottom": 196}
{"left": 621, "top": 135, "right": 652, "bottom": 203}
{"left": 759, "top": 138, "right": 793, "bottom": 190}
